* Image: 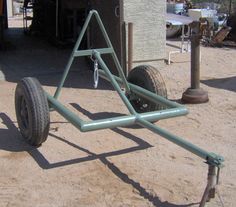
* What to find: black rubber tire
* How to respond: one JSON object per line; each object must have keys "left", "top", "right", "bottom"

{"left": 15, "top": 77, "right": 50, "bottom": 146}
{"left": 127, "top": 65, "right": 167, "bottom": 113}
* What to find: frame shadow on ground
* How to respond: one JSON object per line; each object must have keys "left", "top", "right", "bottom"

{"left": 0, "top": 112, "right": 197, "bottom": 207}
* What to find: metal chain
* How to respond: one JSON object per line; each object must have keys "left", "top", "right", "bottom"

{"left": 93, "top": 59, "right": 99, "bottom": 88}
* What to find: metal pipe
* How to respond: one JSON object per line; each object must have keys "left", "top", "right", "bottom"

{"left": 48, "top": 88, "right": 187, "bottom": 132}
{"left": 83, "top": 116, "right": 136, "bottom": 131}
{"left": 128, "top": 22, "right": 133, "bottom": 73}
{"left": 46, "top": 92, "right": 84, "bottom": 129}
{"left": 130, "top": 85, "right": 182, "bottom": 108}
{"left": 74, "top": 48, "right": 113, "bottom": 57}
{"left": 82, "top": 107, "right": 188, "bottom": 132}
{"left": 48, "top": 10, "right": 223, "bottom": 170}
{"left": 53, "top": 11, "right": 94, "bottom": 99}
{"left": 92, "top": 11, "right": 131, "bottom": 93}
{"left": 181, "top": 22, "right": 208, "bottom": 104}
{"left": 54, "top": 10, "right": 131, "bottom": 99}
{"left": 191, "top": 34, "right": 200, "bottom": 89}
{"left": 93, "top": 51, "right": 137, "bottom": 115}
{"left": 48, "top": 91, "right": 186, "bottom": 132}
{"left": 136, "top": 118, "right": 223, "bottom": 163}
{"left": 47, "top": 89, "right": 223, "bottom": 166}
{"left": 141, "top": 107, "right": 188, "bottom": 120}
{"left": 98, "top": 69, "right": 183, "bottom": 109}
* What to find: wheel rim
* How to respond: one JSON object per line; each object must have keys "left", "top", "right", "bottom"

{"left": 129, "top": 80, "right": 153, "bottom": 113}
{"left": 20, "top": 97, "right": 29, "bottom": 130}
{"left": 130, "top": 97, "right": 151, "bottom": 113}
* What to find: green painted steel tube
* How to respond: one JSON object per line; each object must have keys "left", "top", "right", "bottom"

{"left": 54, "top": 10, "right": 130, "bottom": 99}
{"left": 53, "top": 11, "right": 94, "bottom": 99}
{"left": 47, "top": 92, "right": 187, "bottom": 133}
{"left": 47, "top": 89, "right": 223, "bottom": 166}
{"left": 98, "top": 70, "right": 183, "bottom": 109}
{"left": 46, "top": 92, "right": 84, "bottom": 129}
{"left": 44, "top": 9, "right": 224, "bottom": 168}
{"left": 48, "top": 91, "right": 186, "bottom": 132}
{"left": 137, "top": 118, "right": 224, "bottom": 166}
{"left": 93, "top": 51, "right": 137, "bottom": 115}
{"left": 92, "top": 11, "right": 131, "bottom": 93}
{"left": 141, "top": 107, "right": 188, "bottom": 120}
{"left": 130, "top": 84, "right": 182, "bottom": 108}
{"left": 74, "top": 48, "right": 113, "bottom": 57}
{"left": 83, "top": 116, "right": 136, "bottom": 131}
{"left": 82, "top": 107, "right": 188, "bottom": 132}
{"left": 48, "top": 88, "right": 223, "bottom": 166}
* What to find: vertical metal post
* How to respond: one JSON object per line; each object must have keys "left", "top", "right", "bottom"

{"left": 191, "top": 34, "right": 200, "bottom": 89}
{"left": 182, "top": 21, "right": 208, "bottom": 104}
{"left": 128, "top": 22, "right": 133, "bottom": 73}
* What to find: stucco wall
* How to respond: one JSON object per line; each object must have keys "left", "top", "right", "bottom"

{"left": 123, "top": 0, "right": 166, "bottom": 67}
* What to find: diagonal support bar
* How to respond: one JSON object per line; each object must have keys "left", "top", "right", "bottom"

{"left": 53, "top": 11, "right": 95, "bottom": 99}
{"left": 93, "top": 51, "right": 136, "bottom": 115}
{"left": 136, "top": 118, "right": 224, "bottom": 166}
{"left": 98, "top": 69, "right": 184, "bottom": 109}
{"left": 53, "top": 10, "right": 130, "bottom": 100}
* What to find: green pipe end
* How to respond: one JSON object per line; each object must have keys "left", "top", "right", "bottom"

{"left": 207, "top": 152, "right": 224, "bottom": 167}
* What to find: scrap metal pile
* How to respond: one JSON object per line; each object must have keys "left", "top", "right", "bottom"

{"left": 166, "top": 0, "right": 236, "bottom": 46}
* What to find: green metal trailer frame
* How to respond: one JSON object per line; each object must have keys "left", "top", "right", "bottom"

{"left": 46, "top": 10, "right": 223, "bottom": 206}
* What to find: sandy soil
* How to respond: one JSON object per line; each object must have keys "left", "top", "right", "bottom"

{"left": 0, "top": 17, "right": 235, "bottom": 207}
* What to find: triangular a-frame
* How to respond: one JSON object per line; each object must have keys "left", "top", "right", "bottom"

{"left": 54, "top": 10, "right": 130, "bottom": 100}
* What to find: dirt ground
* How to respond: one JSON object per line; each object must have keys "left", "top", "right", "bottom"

{"left": 0, "top": 17, "right": 235, "bottom": 207}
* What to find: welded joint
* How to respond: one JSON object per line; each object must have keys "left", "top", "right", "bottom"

{"left": 134, "top": 115, "right": 142, "bottom": 123}
{"left": 206, "top": 152, "right": 224, "bottom": 168}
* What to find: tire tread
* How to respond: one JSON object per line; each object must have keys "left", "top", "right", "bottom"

{"left": 15, "top": 77, "right": 50, "bottom": 146}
